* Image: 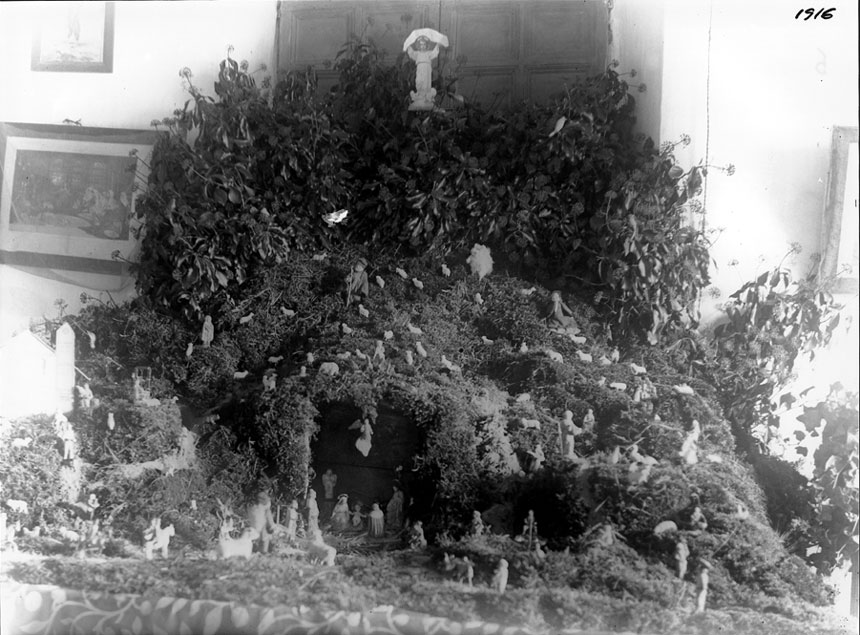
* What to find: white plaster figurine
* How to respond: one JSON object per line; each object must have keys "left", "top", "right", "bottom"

{"left": 560, "top": 410, "right": 581, "bottom": 460}
{"left": 331, "top": 493, "right": 351, "bottom": 531}
{"left": 492, "top": 558, "right": 509, "bottom": 594}
{"left": 322, "top": 468, "right": 337, "bottom": 500}
{"left": 352, "top": 418, "right": 374, "bottom": 457}
{"left": 679, "top": 419, "right": 701, "bottom": 465}
{"left": 246, "top": 491, "right": 277, "bottom": 554}
{"left": 675, "top": 536, "right": 690, "bottom": 579}
{"left": 546, "top": 291, "right": 579, "bottom": 333}
{"left": 306, "top": 489, "right": 320, "bottom": 536}
{"left": 386, "top": 484, "right": 404, "bottom": 530}
{"left": 443, "top": 553, "right": 474, "bottom": 586}
{"left": 409, "top": 520, "right": 427, "bottom": 550}
{"left": 696, "top": 560, "right": 713, "bottom": 613}
{"left": 368, "top": 503, "right": 385, "bottom": 538}
{"left": 403, "top": 28, "right": 449, "bottom": 111}
{"left": 351, "top": 502, "right": 365, "bottom": 530}
{"left": 75, "top": 382, "right": 94, "bottom": 409}
{"left": 202, "top": 315, "right": 214, "bottom": 347}
{"left": 345, "top": 258, "right": 370, "bottom": 307}
{"left": 466, "top": 244, "right": 493, "bottom": 279}
{"left": 471, "top": 510, "right": 485, "bottom": 537}
{"left": 143, "top": 517, "right": 175, "bottom": 560}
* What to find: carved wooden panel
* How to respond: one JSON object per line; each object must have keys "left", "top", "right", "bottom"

{"left": 276, "top": 0, "right": 607, "bottom": 104}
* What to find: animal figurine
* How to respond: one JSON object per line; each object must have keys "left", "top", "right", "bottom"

{"left": 481, "top": 336, "right": 494, "bottom": 345}
{"left": 395, "top": 267, "right": 409, "bottom": 279}
{"left": 281, "top": 307, "right": 296, "bottom": 317}
{"left": 546, "top": 349, "right": 563, "bottom": 363}
{"left": 474, "top": 293, "right": 484, "bottom": 305}
{"left": 239, "top": 313, "right": 254, "bottom": 325}
{"left": 672, "top": 383, "right": 695, "bottom": 396}
{"left": 630, "top": 362, "right": 647, "bottom": 375}
{"left": 233, "top": 370, "right": 250, "bottom": 379}
{"left": 342, "top": 323, "right": 354, "bottom": 335}
{"left": 492, "top": 558, "right": 509, "bottom": 593}
{"left": 319, "top": 362, "right": 340, "bottom": 376}
{"left": 405, "top": 350, "right": 414, "bottom": 366}
{"left": 443, "top": 553, "right": 475, "bottom": 586}
{"left": 597, "top": 355, "right": 612, "bottom": 366}
{"left": 519, "top": 342, "right": 529, "bottom": 353}
{"left": 384, "top": 330, "right": 394, "bottom": 340}
{"left": 375, "top": 275, "right": 385, "bottom": 289}
{"left": 268, "top": 355, "right": 284, "bottom": 364}
{"left": 306, "top": 529, "right": 337, "bottom": 566}
{"left": 407, "top": 323, "right": 423, "bottom": 335}
{"left": 441, "top": 263, "right": 451, "bottom": 277}
{"left": 575, "top": 350, "right": 593, "bottom": 363}
{"left": 409, "top": 521, "right": 428, "bottom": 550}
{"left": 415, "top": 342, "right": 428, "bottom": 358}
{"left": 412, "top": 278, "right": 424, "bottom": 290}
{"left": 358, "top": 304, "right": 370, "bottom": 318}
{"left": 520, "top": 417, "right": 541, "bottom": 430}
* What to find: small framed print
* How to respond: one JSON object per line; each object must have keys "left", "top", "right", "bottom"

{"left": 31, "top": 2, "right": 115, "bottom": 73}
{"left": 0, "top": 123, "right": 157, "bottom": 272}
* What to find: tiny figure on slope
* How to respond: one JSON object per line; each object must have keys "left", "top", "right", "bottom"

{"left": 262, "top": 369, "right": 277, "bottom": 392}
{"left": 345, "top": 258, "right": 370, "bottom": 307}
{"left": 545, "top": 290, "right": 580, "bottom": 334}
{"left": 471, "top": 510, "right": 485, "bottom": 537}
{"left": 679, "top": 419, "right": 701, "bottom": 465}
{"left": 517, "top": 509, "right": 539, "bottom": 551}
{"left": 306, "top": 490, "right": 320, "bottom": 536}
{"left": 492, "top": 558, "right": 509, "bottom": 593}
{"left": 322, "top": 469, "right": 337, "bottom": 501}
{"left": 527, "top": 443, "right": 545, "bottom": 472}
{"left": 443, "top": 553, "right": 474, "bottom": 587}
{"left": 246, "top": 491, "right": 277, "bottom": 554}
{"left": 408, "top": 520, "right": 428, "bottom": 550}
{"left": 331, "top": 494, "right": 351, "bottom": 531}
{"left": 386, "top": 484, "right": 405, "bottom": 530}
{"left": 368, "top": 503, "right": 385, "bottom": 538}
{"left": 284, "top": 499, "right": 299, "bottom": 542}
{"left": 582, "top": 408, "right": 596, "bottom": 433}
{"left": 143, "top": 517, "right": 175, "bottom": 560}
{"left": 695, "top": 560, "right": 713, "bottom": 613}
{"left": 201, "top": 315, "right": 214, "bottom": 347}
{"left": 675, "top": 536, "right": 690, "bottom": 580}
{"left": 75, "top": 382, "right": 93, "bottom": 409}
{"left": 560, "top": 410, "right": 581, "bottom": 460}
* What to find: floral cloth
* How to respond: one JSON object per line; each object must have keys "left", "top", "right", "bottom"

{"left": 2, "top": 583, "right": 535, "bottom": 635}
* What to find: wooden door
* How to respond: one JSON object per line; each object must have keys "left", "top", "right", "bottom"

{"left": 276, "top": 0, "right": 608, "bottom": 105}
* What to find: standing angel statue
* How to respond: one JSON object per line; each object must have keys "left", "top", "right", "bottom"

{"left": 403, "top": 28, "right": 449, "bottom": 111}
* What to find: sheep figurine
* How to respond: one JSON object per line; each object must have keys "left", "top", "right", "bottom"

{"left": 466, "top": 244, "right": 493, "bottom": 280}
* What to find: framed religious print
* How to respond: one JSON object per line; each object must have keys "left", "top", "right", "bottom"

{"left": 31, "top": 2, "right": 115, "bottom": 73}
{"left": 0, "top": 123, "right": 156, "bottom": 272}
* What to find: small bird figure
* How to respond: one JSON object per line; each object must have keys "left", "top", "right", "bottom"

{"left": 395, "top": 267, "right": 409, "bottom": 279}
{"left": 375, "top": 276, "right": 385, "bottom": 289}
{"left": 570, "top": 335, "right": 587, "bottom": 345}
{"left": 412, "top": 278, "right": 424, "bottom": 290}
{"left": 185, "top": 342, "right": 194, "bottom": 358}
{"left": 609, "top": 382, "right": 627, "bottom": 391}
{"left": 312, "top": 253, "right": 328, "bottom": 261}
{"left": 358, "top": 304, "right": 370, "bottom": 318}
{"left": 86, "top": 330, "right": 97, "bottom": 349}
{"left": 233, "top": 370, "right": 249, "bottom": 379}
{"left": 519, "top": 287, "right": 536, "bottom": 296}
{"left": 520, "top": 418, "right": 541, "bottom": 430}
{"left": 519, "top": 342, "right": 529, "bottom": 353}
{"left": 596, "top": 376, "right": 607, "bottom": 387}
{"left": 609, "top": 348, "right": 620, "bottom": 363}
{"left": 597, "top": 355, "right": 612, "bottom": 366}
{"left": 383, "top": 330, "right": 394, "bottom": 340}
{"left": 481, "top": 336, "right": 494, "bottom": 345}
{"left": 441, "top": 263, "right": 451, "bottom": 277}
{"left": 299, "top": 366, "right": 307, "bottom": 378}
{"left": 673, "top": 383, "right": 695, "bottom": 396}
{"left": 281, "top": 307, "right": 296, "bottom": 317}
{"left": 516, "top": 393, "right": 531, "bottom": 402}
{"left": 405, "top": 350, "right": 414, "bottom": 366}
{"left": 407, "top": 323, "right": 423, "bottom": 336}
{"left": 415, "top": 342, "right": 428, "bottom": 358}
{"left": 342, "top": 323, "right": 353, "bottom": 335}
{"left": 268, "top": 355, "right": 284, "bottom": 364}
{"left": 306, "top": 352, "right": 315, "bottom": 364}
{"left": 576, "top": 350, "right": 593, "bottom": 363}
{"left": 323, "top": 208, "right": 349, "bottom": 227}
{"left": 474, "top": 293, "right": 484, "bottom": 305}
{"left": 630, "top": 362, "right": 647, "bottom": 375}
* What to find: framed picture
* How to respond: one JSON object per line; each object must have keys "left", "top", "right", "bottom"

{"left": 820, "top": 126, "right": 859, "bottom": 294}
{"left": 31, "top": 2, "right": 115, "bottom": 73}
{"left": 0, "top": 123, "right": 157, "bottom": 272}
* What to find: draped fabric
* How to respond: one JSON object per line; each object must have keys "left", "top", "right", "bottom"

{"left": 2, "top": 583, "right": 534, "bottom": 635}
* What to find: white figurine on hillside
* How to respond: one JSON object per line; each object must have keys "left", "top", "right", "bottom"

{"left": 331, "top": 494, "right": 351, "bottom": 531}
{"left": 492, "top": 558, "right": 509, "bottom": 593}
{"left": 368, "top": 503, "right": 385, "bottom": 538}
{"left": 466, "top": 244, "right": 493, "bottom": 280}
{"left": 143, "top": 517, "right": 175, "bottom": 560}
{"left": 403, "top": 28, "right": 449, "bottom": 111}
{"left": 201, "top": 315, "right": 214, "bottom": 347}
{"left": 560, "top": 410, "right": 580, "bottom": 460}
{"left": 679, "top": 419, "right": 701, "bottom": 465}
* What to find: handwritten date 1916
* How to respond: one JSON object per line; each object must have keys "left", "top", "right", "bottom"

{"left": 795, "top": 8, "right": 835, "bottom": 20}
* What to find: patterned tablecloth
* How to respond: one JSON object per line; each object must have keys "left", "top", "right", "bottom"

{"left": 1, "top": 582, "right": 534, "bottom": 635}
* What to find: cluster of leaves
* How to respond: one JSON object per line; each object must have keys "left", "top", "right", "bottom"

{"left": 132, "top": 40, "right": 711, "bottom": 344}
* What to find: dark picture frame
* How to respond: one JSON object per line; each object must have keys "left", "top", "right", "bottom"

{"left": 0, "top": 122, "right": 157, "bottom": 273}
{"left": 820, "top": 126, "right": 859, "bottom": 294}
{"left": 31, "top": 2, "right": 115, "bottom": 73}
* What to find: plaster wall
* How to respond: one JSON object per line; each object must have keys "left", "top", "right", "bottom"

{"left": 0, "top": 0, "right": 277, "bottom": 342}
{"left": 658, "top": 0, "right": 859, "bottom": 319}
{"left": 608, "top": 0, "right": 664, "bottom": 141}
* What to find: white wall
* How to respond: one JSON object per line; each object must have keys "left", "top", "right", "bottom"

{"left": 0, "top": 0, "right": 278, "bottom": 341}
{"left": 658, "top": 0, "right": 859, "bottom": 316}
